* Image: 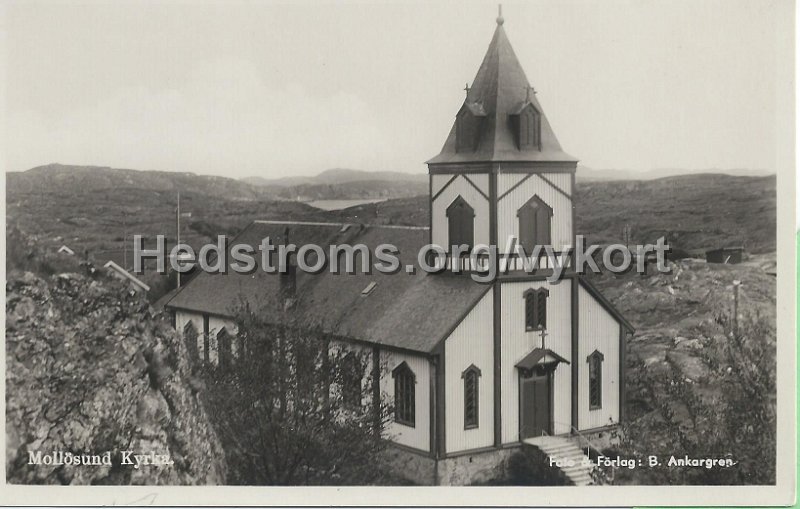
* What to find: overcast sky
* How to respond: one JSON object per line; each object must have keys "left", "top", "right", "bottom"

{"left": 3, "top": 0, "right": 793, "bottom": 179}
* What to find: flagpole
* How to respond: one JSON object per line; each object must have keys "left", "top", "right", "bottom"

{"left": 177, "top": 190, "right": 181, "bottom": 289}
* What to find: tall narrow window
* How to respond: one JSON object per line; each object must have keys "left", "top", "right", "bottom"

{"left": 183, "top": 321, "right": 199, "bottom": 361}
{"left": 517, "top": 195, "right": 553, "bottom": 253}
{"left": 392, "top": 362, "right": 416, "bottom": 427}
{"left": 217, "top": 328, "right": 231, "bottom": 369}
{"left": 523, "top": 288, "right": 549, "bottom": 331}
{"left": 462, "top": 365, "right": 481, "bottom": 429}
{"left": 447, "top": 195, "right": 475, "bottom": 251}
{"left": 588, "top": 350, "right": 604, "bottom": 410}
{"left": 341, "top": 353, "right": 363, "bottom": 408}
{"left": 202, "top": 314, "right": 210, "bottom": 364}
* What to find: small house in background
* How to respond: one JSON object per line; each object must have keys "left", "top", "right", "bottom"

{"left": 706, "top": 246, "right": 744, "bottom": 264}
{"left": 57, "top": 245, "right": 75, "bottom": 256}
{"left": 103, "top": 260, "right": 150, "bottom": 293}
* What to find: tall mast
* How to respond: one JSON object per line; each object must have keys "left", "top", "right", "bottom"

{"left": 176, "top": 190, "right": 181, "bottom": 289}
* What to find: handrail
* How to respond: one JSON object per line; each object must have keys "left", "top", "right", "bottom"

{"left": 568, "top": 425, "right": 616, "bottom": 484}
{"left": 526, "top": 422, "right": 617, "bottom": 485}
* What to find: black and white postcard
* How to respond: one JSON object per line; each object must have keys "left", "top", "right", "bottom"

{"left": 2, "top": 0, "right": 795, "bottom": 506}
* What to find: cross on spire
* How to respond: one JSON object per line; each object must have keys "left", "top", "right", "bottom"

{"left": 539, "top": 328, "right": 548, "bottom": 349}
{"left": 525, "top": 85, "right": 537, "bottom": 102}
{"left": 464, "top": 83, "right": 470, "bottom": 96}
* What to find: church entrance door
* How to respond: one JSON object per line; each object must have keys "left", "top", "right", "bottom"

{"left": 519, "top": 367, "right": 553, "bottom": 439}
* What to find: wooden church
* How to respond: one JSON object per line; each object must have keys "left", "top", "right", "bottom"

{"left": 166, "top": 12, "right": 633, "bottom": 485}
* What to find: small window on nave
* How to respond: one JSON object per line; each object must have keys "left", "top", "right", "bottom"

{"left": 392, "top": 362, "right": 416, "bottom": 427}
{"left": 588, "top": 350, "right": 604, "bottom": 410}
{"left": 462, "top": 365, "right": 481, "bottom": 429}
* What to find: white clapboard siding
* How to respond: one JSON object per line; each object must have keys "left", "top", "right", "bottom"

{"left": 381, "top": 351, "right": 431, "bottom": 453}
{"left": 431, "top": 175, "right": 490, "bottom": 249}
{"left": 444, "top": 289, "right": 494, "bottom": 453}
{"left": 578, "top": 286, "right": 621, "bottom": 430}
{"left": 497, "top": 173, "right": 573, "bottom": 253}
{"left": 500, "top": 280, "right": 573, "bottom": 443}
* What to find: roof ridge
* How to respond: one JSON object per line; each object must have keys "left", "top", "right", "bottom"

{"left": 253, "top": 220, "right": 429, "bottom": 231}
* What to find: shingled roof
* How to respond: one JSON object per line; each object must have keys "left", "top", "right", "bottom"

{"left": 166, "top": 221, "right": 490, "bottom": 354}
{"left": 427, "top": 17, "right": 577, "bottom": 165}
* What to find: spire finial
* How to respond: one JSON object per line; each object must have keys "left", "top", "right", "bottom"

{"left": 496, "top": 5, "right": 504, "bottom": 25}
{"left": 464, "top": 83, "right": 470, "bottom": 96}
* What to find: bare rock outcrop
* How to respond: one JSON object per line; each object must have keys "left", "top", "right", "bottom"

{"left": 6, "top": 271, "right": 226, "bottom": 485}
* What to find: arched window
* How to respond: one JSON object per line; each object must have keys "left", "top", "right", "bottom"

{"left": 341, "top": 352, "right": 363, "bottom": 408}
{"left": 524, "top": 288, "right": 549, "bottom": 331}
{"left": 447, "top": 195, "right": 475, "bottom": 251}
{"left": 462, "top": 364, "right": 482, "bottom": 429}
{"left": 183, "top": 321, "right": 199, "bottom": 361}
{"left": 217, "top": 328, "right": 231, "bottom": 370}
{"left": 517, "top": 195, "right": 552, "bottom": 253}
{"left": 392, "top": 362, "right": 416, "bottom": 427}
{"left": 588, "top": 350, "right": 604, "bottom": 410}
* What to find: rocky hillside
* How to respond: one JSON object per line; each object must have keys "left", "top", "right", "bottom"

{"left": 589, "top": 257, "right": 776, "bottom": 478}
{"left": 575, "top": 174, "right": 776, "bottom": 253}
{"left": 6, "top": 269, "right": 227, "bottom": 484}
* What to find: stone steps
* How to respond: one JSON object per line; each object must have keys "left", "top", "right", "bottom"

{"left": 523, "top": 436, "right": 596, "bottom": 486}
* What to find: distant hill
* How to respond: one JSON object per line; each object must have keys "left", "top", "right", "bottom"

{"left": 243, "top": 168, "right": 427, "bottom": 187}
{"left": 578, "top": 165, "right": 775, "bottom": 182}
{"left": 268, "top": 180, "right": 427, "bottom": 201}
{"left": 9, "top": 163, "right": 268, "bottom": 201}
{"left": 241, "top": 168, "right": 427, "bottom": 202}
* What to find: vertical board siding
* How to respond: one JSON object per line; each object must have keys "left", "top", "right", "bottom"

{"left": 540, "top": 172, "right": 573, "bottom": 196}
{"left": 578, "top": 287, "right": 621, "bottom": 430}
{"left": 431, "top": 174, "right": 453, "bottom": 197}
{"left": 381, "top": 351, "right": 431, "bottom": 452}
{"left": 497, "top": 173, "right": 527, "bottom": 197}
{"left": 500, "top": 281, "right": 573, "bottom": 443}
{"left": 463, "top": 173, "right": 490, "bottom": 196}
{"left": 497, "top": 173, "right": 573, "bottom": 252}
{"left": 444, "top": 289, "right": 494, "bottom": 453}
{"left": 431, "top": 175, "right": 490, "bottom": 249}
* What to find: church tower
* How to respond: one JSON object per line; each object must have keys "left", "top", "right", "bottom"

{"left": 427, "top": 9, "right": 578, "bottom": 271}
{"left": 427, "top": 9, "right": 586, "bottom": 449}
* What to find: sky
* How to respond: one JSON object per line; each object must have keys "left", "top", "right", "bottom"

{"left": 2, "top": 0, "right": 794, "bottom": 179}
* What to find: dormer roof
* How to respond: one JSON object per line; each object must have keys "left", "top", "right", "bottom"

{"left": 428, "top": 18, "right": 577, "bottom": 165}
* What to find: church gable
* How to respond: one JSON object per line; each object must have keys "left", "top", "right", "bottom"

{"left": 430, "top": 175, "right": 490, "bottom": 251}
{"left": 497, "top": 172, "right": 573, "bottom": 253}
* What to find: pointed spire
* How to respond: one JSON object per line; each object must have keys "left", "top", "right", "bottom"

{"left": 427, "top": 10, "right": 577, "bottom": 165}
